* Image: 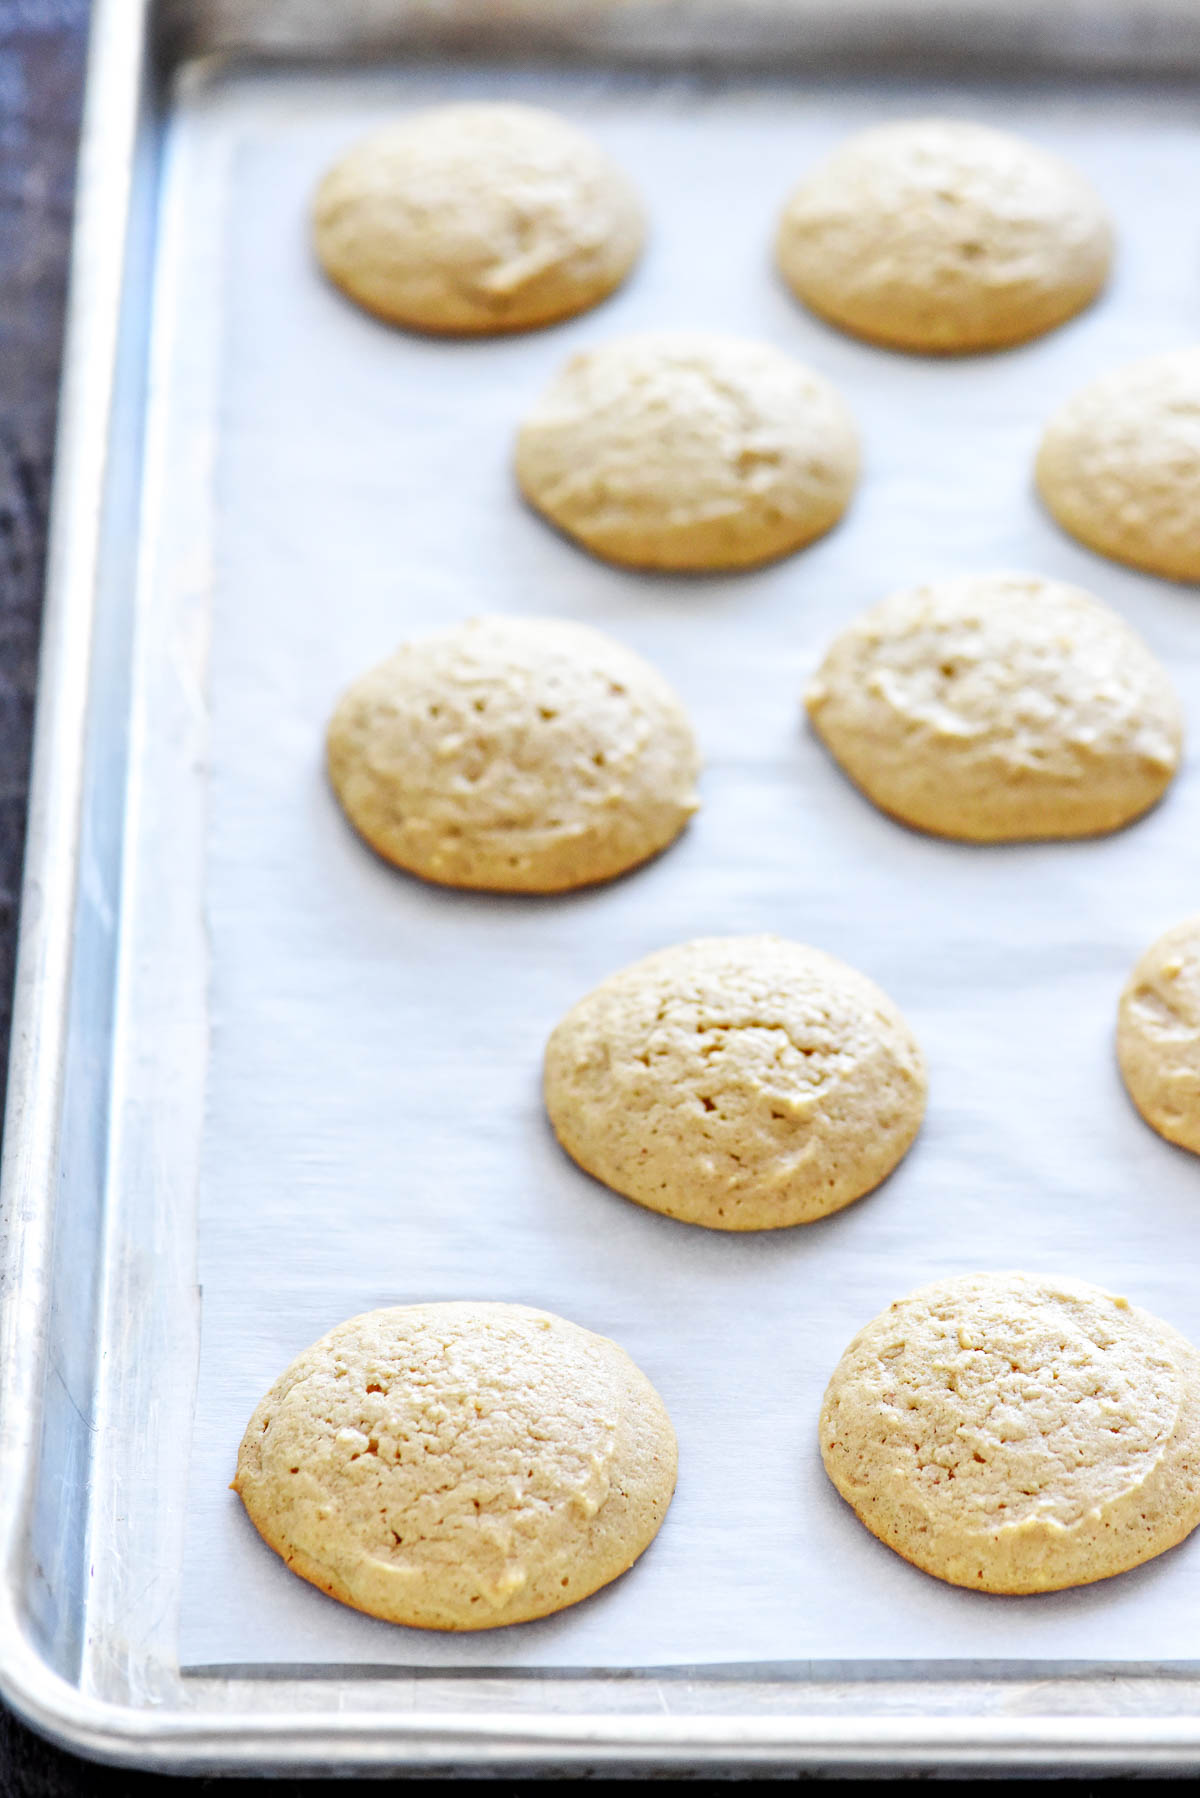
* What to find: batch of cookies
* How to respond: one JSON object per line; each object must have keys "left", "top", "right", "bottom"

{"left": 232, "top": 102, "right": 1200, "bottom": 1631}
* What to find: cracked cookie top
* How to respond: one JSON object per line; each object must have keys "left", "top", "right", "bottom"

{"left": 543, "top": 934, "right": 925, "bottom": 1230}
{"left": 776, "top": 119, "right": 1112, "bottom": 353}
{"left": 820, "top": 1272, "right": 1200, "bottom": 1593}
{"left": 515, "top": 333, "right": 858, "bottom": 570}
{"left": 1118, "top": 915, "right": 1200, "bottom": 1156}
{"left": 234, "top": 1301, "right": 677, "bottom": 1630}
{"left": 805, "top": 572, "right": 1181, "bottom": 841}
{"left": 326, "top": 615, "right": 700, "bottom": 893}
{"left": 313, "top": 103, "right": 644, "bottom": 335}
{"left": 1036, "top": 347, "right": 1200, "bottom": 582}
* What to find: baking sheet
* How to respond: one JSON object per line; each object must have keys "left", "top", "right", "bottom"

{"left": 176, "top": 61, "right": 1200, "bottom": 1672}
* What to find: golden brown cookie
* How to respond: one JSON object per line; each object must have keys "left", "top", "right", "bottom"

{"left": 312, "top": 103, "right": 644, "bottom": 334}
{"left": 326, "top": 616, "right": 700, "bottom": 892}
{"left": 805, "top": 573, "right": 1182, "bottom": 841}
{"left": 1036, "top": 348, "right": 1200, "bottom": 582}
{"left": 776, "top": 118, "right": 1112, "bottom": 353}
{"left": 544, "top": 935, "right": 925, "bottom": 1230}
{"left": 821, "top": 1272, "right": 1200, "bottom": 1593}
{"left": 515, "top": 332, "right": 858, "bottom": 570}
{"left": 234, "top": 1302, "right": 677, "bottom": 1630}
{"left": 1118, "top": 916, "right": 1200, "bottom": 1155}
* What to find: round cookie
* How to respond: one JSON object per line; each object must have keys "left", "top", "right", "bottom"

{"left": 234, "top": 1302, "right": 677, "bottom": 1630}
{"left": 776, "top": 118, "right": 1112, "bottom": 353}
{"left": 1118, "top": 916, "right": 1200, "bottom": 1155}
{"left": 543, "top": 935, "right": 926, "bottom": 1231}
{"left": 312, "top": 103, "right": 644, "bottom": 335}
{"left": 515, "top": 332, "right": 859, "bottom": 571}
{"left": 1036, "top": 348, "right": 1200, "bottom": 582}
{"left": 804, "top": 573, "right": 1182, "bottom": 841}
{"left": 326, "top": 616, "right": 700, "bottom": 893}
{"left": 820, "top": 1272, "right": 1200, "bottom": 1594}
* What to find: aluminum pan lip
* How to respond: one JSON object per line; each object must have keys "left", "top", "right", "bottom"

{"left": 6, "top": 1600, "right": 1200, "bottom": 1778}
{"left": 159, "top": 0, "right": 1200, "bottom": 73}
{"left": 0, "top": 0, "right": 149, "bottom": 1760}
{"left": 4, "top": 0, "right": 1200, "bottom": 1772}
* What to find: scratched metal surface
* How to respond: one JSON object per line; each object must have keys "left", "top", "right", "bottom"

{"left": 6, "top": 0, "right": 1200, "bottom": 1775}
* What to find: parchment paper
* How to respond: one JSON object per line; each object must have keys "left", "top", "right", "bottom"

{"left": 177, "top": 62, "right": 1200, "bottom": 1671}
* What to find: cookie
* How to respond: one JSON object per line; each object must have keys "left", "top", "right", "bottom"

{"left": 776, "top": 118, "right": 1112, "bottom": 353}
{"left": 515, "top": 332, "right": 858, "bottom": 571}
{"left": 1118, "top": 917, "right": 1200, "bottom": 1155}
{"left": 326, "top": 616, "right": 700, "bottom": 893}
{"left": 544, "top": 935, "right": 925, "bottom": 1231}
{"left": 312, "top": 103, "right": 644, "bottom": 334}
{"left": 820, "top": 1272, "right": 1200, "bottom": 1594}
{"left": 234, "top": 1302, "right": 677, "bottom": 1630}
{"left": 805, "top": 573, "right": 1182, "bottom": 841}
{"left": 1036, "top": 348, "right": 1200, "bottom": 582}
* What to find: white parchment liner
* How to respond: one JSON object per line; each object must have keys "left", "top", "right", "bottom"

{"left": 178, "top": 62, "right": 1200, "bottom": 1670}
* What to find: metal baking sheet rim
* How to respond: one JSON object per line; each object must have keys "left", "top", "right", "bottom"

{"left": 6, "top": 0, "right": 1200, "bottom": 1774}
